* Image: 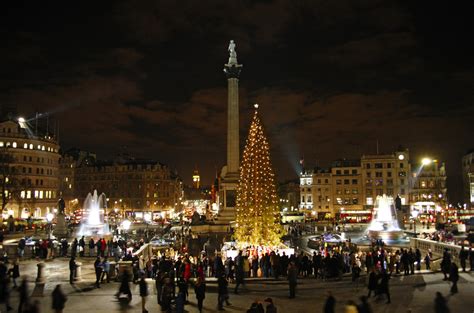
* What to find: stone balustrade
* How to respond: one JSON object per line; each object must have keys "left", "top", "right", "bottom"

{"left": 410, "top": 237, "right": 461, "bottom": 261}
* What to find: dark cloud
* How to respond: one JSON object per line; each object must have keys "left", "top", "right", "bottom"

{"left": 1, "top": 0, "right": 474, "bottom": 201}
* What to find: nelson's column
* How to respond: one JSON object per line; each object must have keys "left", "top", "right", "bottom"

{"left": 217, "top": 40, "right": 243, "bottom": 227}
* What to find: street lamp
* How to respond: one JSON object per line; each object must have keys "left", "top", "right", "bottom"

{"left": 421, "top": 158, "right": 432, "bottom": 166}
{"left": 46, "top": 213, "right": 54, "bottom": 238}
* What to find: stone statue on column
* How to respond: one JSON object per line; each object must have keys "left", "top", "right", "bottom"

{"left": 228, "top": 40, "right": 237, "bottom": 65}
{"left": 54, "top": 197, "right": 68, "bottom": 238}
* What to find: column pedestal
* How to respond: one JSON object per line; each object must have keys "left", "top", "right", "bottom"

{"left": 35, "top": 262, "right": 45, "bottom": 284}
{"left": 75, "top": 262, "right": 83, "bottom": 282}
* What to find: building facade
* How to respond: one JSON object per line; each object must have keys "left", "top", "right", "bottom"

{"left": 299, "top": 169, "right": 334, "bottom": 219}
{"left": 361, "top": 150, "right": 410, "bottom": 207}
{"left": 58, "top": 149, "right": 97, "bottom": 213}
{"left": 462, "top": 150, "right": 474, "bottom": 207}
{"left": 409, "top": 159, "right": 447, "bottom": 220}
{"left": 0, "top": 119, "right": 60, "bottom": 218}
{"left": 299, "top": 149, "right": 447, "bottom": 223}
{"left": 74, "top": 158, "right": 183, "bottom": 219}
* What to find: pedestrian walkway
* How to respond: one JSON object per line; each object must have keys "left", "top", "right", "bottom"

{"left": 5, "top": 259, "right": 474, "bottom": 313}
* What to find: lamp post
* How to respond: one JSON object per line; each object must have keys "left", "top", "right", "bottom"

{"left": 411, "top": 210, "right": 419, "bottom": 238}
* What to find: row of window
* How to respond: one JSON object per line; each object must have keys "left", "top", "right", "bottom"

{"left": 366, "top": 188, "right": 405, "bottom": 196}
{"left": 22, "top": 155, "right": 56, "bottom": 165}
{"left": 336, "top": 197, "right": 359, "bottom": 205}
{"left": 365, "top": 162, "right": 405, "bottom": 169}
{"left": 335, "top": 179, "right": 358, "bottom": 185}
{"left": 2, "top": 189, "right": 56, "bottom": 200}
{"left": 0, "top": 141, "right": 57, "bottom": 153}
{"left": 21, "top": 167, "right": 55, "bottom": 176}
{"left": 334, "top": 169, "right": 358, "bottom": 175}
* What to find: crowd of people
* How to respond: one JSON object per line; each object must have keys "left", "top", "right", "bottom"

{"left": 3, "top": 225, "right": 472, "bottom": 313}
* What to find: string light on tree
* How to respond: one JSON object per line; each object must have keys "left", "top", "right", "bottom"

{"left": 235, "top": 104, "right": 283, "bottom": 247}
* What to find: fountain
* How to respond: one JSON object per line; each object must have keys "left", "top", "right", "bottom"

{"left": 367, "top": 195, "right": 404, "bottom": 241}
{"left": 77, "top": 190, "right": 110, "bottom": 237}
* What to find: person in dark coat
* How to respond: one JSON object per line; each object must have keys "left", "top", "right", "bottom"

{"left": 94, "top": 257, "right": 102, "bottom": 288}
{"left": 155, "top": 271, "right": 165, "bottom": 305}
{"left": 70, "top": 239, "right": 78, "bottom": 258}
{"left": 378, "top": 272, "right": 391, "bottom": 304}
{"left": 9, "top": 260, "right": 20, "bottom": 288}
{"left": 287, "top": 261, "right": 297, "bottom": 299}
{"left": 449, "top": 262, "right": 459, "bottom": 294}
{"left": 52, "top": 284, "right": 67, "bottom": 313}
{"left": 69, "top": 257, "right": 76, "bottom": 284}
{"left": 88, "top": 238, "right": 95, "bottom": 257}
{"left": 79, "top": 236, "right": 85, "bottom": 257}
{"left": 441, "top": 249, "right": 451, "bottom": 280}
{"left": 0, "top": 263, "right": 12, "bottom": 312}
{"left": 357, "top": 296, "right": 372, "bottom": 313}
{"left": 194, "top": 276, "right": 206, "bottom": 313}
{"left": 367, "top": 269, "right": 377, "bottom": 297}
{"left": 247, "top": 300, "right": 264, "bottom": 313}
{"left": 323, "top": 291, "right": 335, "bottom": 313}
{"left": 217, "top": 274, "right": 229, "bottom": 310}
{"left": 117, "top": 271, "right": 132, "bottom": 302}
{"left": 469, "top": 247, "right": 474, "bottom": 271}
{"left": 264, "top": 297, "right": 277, "bottom": 313}
{"left": 459, "top": 246, "right": 468, "bottom": 272}
{"left": 234, "top": 251, "right": 245, "bottom": 294}
{"left": 434, "top": 291, "right": 450, "bottom": 313}
{"left": 139, "top": 274, "right": 148, "bottom": 313}
{"left": 17, "top": 277, "right": 28, "bottom": 313}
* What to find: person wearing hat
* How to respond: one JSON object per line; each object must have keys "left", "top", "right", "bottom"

{"left": 264, "top": 298, "right": 277, "bottom": 313}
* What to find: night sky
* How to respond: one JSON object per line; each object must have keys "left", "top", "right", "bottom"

{"left": 1, "top": 1, "right": 474, "bottom": 202}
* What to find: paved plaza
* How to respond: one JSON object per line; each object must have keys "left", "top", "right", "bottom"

{"left": 5, "top": 258, "right": 474, "bottom": 313}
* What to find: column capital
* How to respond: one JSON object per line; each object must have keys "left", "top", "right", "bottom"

{"left": 224, "top": 63, "right": 243, "bottom": 79}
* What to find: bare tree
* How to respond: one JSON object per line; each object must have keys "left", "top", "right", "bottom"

{"left": 0, "top": 148, "right": 25, "bottom": 216}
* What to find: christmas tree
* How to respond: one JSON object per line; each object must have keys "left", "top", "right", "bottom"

{"left": 235, "top": 104, "right": 283, "bottom": 247}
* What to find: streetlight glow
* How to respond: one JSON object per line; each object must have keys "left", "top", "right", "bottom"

{"left": 421, "top": 158, "right": 432, "bottom": 166}
{"left": 122, "top": 219, "right": 131, "bottom": 230}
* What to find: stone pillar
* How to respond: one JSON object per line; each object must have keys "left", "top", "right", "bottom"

{"left": 223, "top": 41, "right": 242, "bottom": 178}
{"left": 227, "top": 77, "right": 239, "bottom": 174}
{"left": 75, "top": 262, "right": 83, "bottom": 282}
{"left": 35, "top": 262, "right": 45, "bottom": 284}
{"left": 109, "top": 261, "right": 117, "bottom": 281}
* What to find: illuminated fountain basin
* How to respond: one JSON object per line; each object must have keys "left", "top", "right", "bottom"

{"left": 367, "top": 195, "right": 404, "bottom": 241}
{"left": 77, "top": 190, "right": 110, "bottom": 237}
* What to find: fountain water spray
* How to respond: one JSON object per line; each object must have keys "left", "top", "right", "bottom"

{"left": 78, "top": 190, "right": 110, "bottom": 237}
{"left": 367, "top": 195, "right": 404, "bottom": 241}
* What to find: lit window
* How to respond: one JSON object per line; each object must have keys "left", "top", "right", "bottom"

{"left": 41, "top": 145, "right": 45, "bottom": 151}
{"left": 65, "top": 177, "right": 69, "bottom": 182}
{"left": 23, "top": 143, "right": 28, "bottom": 149}
{"left": 34, "top": 190, "right": 39, "bottom": 198}
{"left": 20, "top": 191, "right": 25, "bottom": 199}
{"left": 0, "top": 142, "right": 3, "bottom": 147}
{"left": 367, "top": 197, "right": 373, "bottom": 205}
{"left": 26, "top": 191, "right": 31, "bottom": 199}
{"left": 68, "top": 184, "right": 72, "bottom": 189}
{"left": 29, "top": 144, "right": 33, "bottom": 149}
{"left": 12, "top": 142, "right": 17, "bottom": 148}
{"left": 39, "top": 191, "right": 43, "bottom": 199}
